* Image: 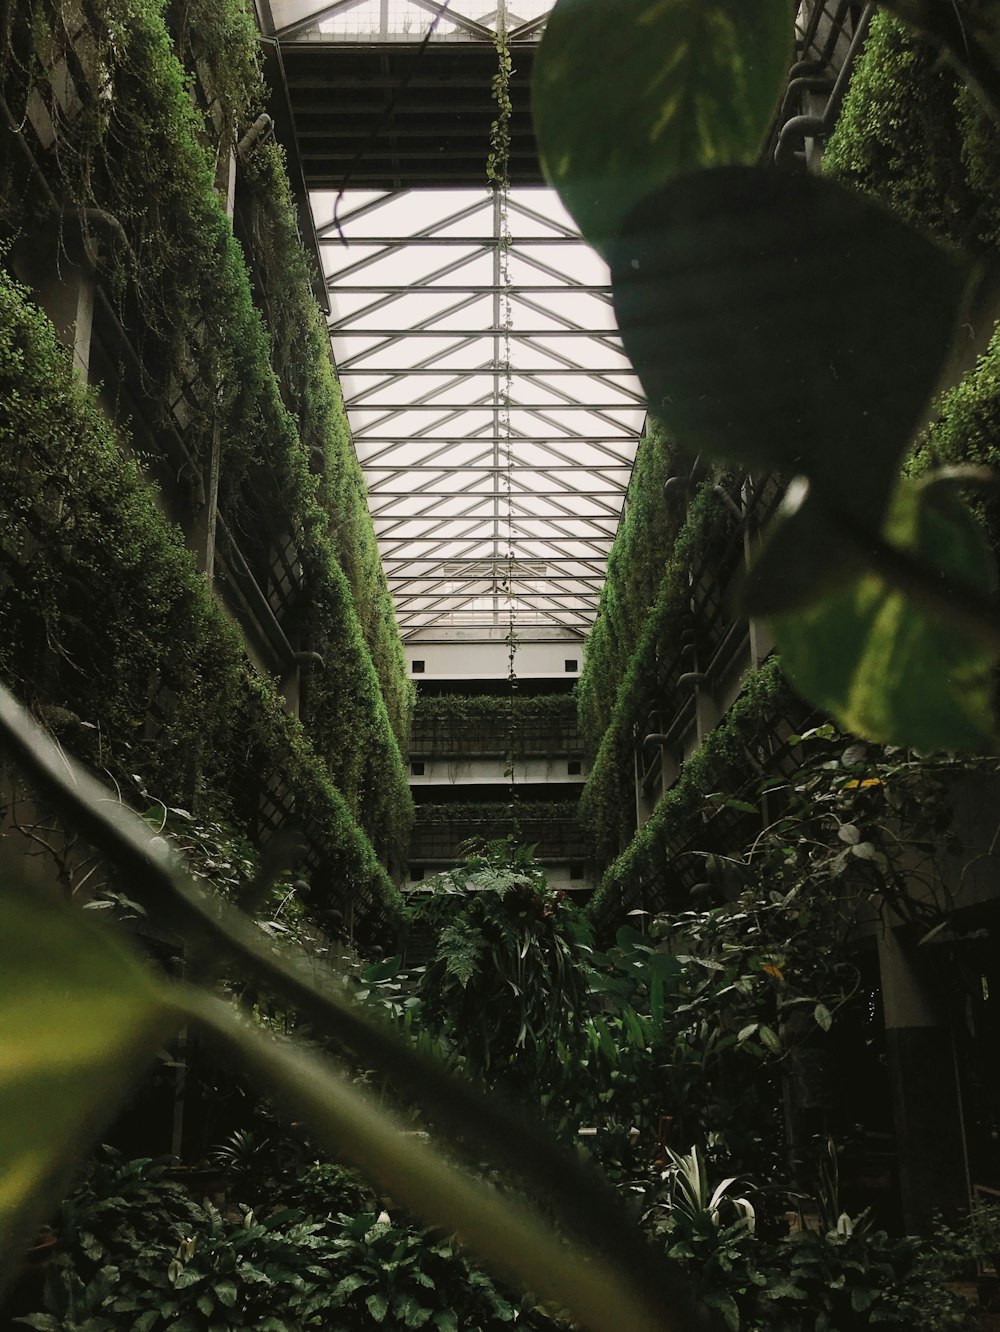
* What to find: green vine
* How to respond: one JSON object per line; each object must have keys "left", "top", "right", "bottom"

{"left": 0, "top": 0, "right": 414, "bottom": 915}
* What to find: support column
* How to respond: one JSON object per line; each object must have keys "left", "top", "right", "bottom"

{"left": 190, "top": 419, "right": 221, "bottom": 582}
{"left": 878, "top": 924, "right": 969, "bottom": 1231}
{"left": 15, "top": 225, "right": 97, "bottom": 380}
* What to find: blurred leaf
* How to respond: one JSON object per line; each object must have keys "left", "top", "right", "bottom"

{"left": 185, "top": 991, "right": 689, "bottom": 1332}
{"left": 814, "top": 1003, "right": 833, "bottom": 1033}
{"left": 0, "top": 885, "right": 178, "bottom": 1298}
{"left": 771, "top": 478, "right": 998, "bottom": 749}
{"left": 533, "top": 0, "right": 793, "bottom": 252}
{"left": 609, "top": 167, "right": 972, "bottom": 529}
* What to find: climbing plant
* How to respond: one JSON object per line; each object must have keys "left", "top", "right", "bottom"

{"left": 0, "top": 0, "right": 414, "bottom": 868}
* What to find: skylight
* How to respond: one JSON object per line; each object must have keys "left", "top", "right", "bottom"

{"left": 312, "top": 185, "right": 646, "bottom": 639}
{"left": 271, "top": 0, "right": 647, "bottom": 638}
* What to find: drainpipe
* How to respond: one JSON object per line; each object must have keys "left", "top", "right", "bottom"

{"left": 775, "top": 4, "right": 874, "bottom": 168}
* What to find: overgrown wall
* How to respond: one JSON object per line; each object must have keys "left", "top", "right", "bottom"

{"left": 0, "top": 0, "right": 414, "bottom": 923}
{"left": 580, "top": 14, "right": 1000, "bottom": 923}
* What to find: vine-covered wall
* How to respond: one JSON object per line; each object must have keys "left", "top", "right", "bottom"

{"left": 578, "top": 14, "right": 1000, "bottom": 924}
{"left": 579, "top": 477, "right": 734, "bottom": 869}
{"left": 576, "top": 420, "right": 691, "bottom": 751}
{"left": 0, "top": 269, "right": 402, "bottom": 922}
{"left": 0, "top": 0, "right": 414, "bottom": 921}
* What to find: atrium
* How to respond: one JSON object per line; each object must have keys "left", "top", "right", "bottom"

{"left": 4, "top": 2, "right": 1000, "bottom": 1329}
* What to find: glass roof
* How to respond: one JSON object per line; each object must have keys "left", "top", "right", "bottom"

{"left": 312, "top": 185, "right": 646, "bottom": 639}
{"left": 278, "top": 0, "right": 647, "bottom": 638}
{"left": 270, "top": 0, "right": 553, "bottom": 43}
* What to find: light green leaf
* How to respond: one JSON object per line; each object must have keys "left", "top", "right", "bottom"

{"left": 0, "top": 884, "right": 178, "bottom": 1299}
{"left": 533, "top": 0, "right": 794, "bottom": 252}
{"left": 433, "top": 1313, "right": 458, "bottom": 1332}
{"left": 367, "top": 1291, "right": 390, "bottom": 1322}
{"left": 771, "top": 478, "right": 998, "bottom": 750}
{"left": 610, "top": 168, "right": 972, "bottom": 530}
{"left": 758, "top": 1025, "right": 782, "bottom": 1055}
{"left": 814, "top": 1004, "right": 833, "bottom": 1033}
{"left": 213, "top": 1279, "right": 238, "bottom": 1308}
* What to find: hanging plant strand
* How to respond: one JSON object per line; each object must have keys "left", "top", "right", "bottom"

{"left": 489, "top": 3, "right": 519, "bottom": 838}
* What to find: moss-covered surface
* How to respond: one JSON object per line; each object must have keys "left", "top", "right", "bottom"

{"left": 579, "top": 480, "right": 732, "bottom": 867}
{"left": 586, "top": 657, "right": 791, "bottom": 925}
{"left": 0, "top": 269, "right": 402, "bottom": 923}
{"left": 576, "top": 420, "right": 692, "bottom": 751}
{"left": 0, "top": 0, "right": 414, "bottom": 916}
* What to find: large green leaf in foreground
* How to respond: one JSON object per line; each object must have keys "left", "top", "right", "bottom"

{"left": 771, "top": 478, "right": 998, "bottom": 750}
{"left": 609, "top": 167, "right": 972, "bottom": 530}
{"left": 0, "top": 886, "right": 178, "bottom": 1295}
{"left": 533, "top": 0, "right": 793, "bottom": 253}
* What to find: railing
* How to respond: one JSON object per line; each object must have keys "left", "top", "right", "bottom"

{"left": 765, "top": 0, "right": 874, "bottom": 169}
{"left": 410, "top": 717, "right": 584, "bottom": 758}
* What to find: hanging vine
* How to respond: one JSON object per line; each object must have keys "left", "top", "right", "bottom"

{"left": 488, "top": 3, "right": 520, "bottom": 839}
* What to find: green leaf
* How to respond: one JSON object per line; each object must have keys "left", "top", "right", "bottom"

{"left": 367, "top": 1291, "right": 389, "bottom": 1322}
{"left": 609, "top": 168, "right": 972, "bottom": 530}
{"left": 432, "top": 1313, "right": 458, "bottom": 1332}
{"left": 213, "top": 1279, "right": 238, "bottom": 1308}
{"left": 362, "top": 956, "right": 402, "bottom": 984}
{"left": 758, "top": 1025, "right": 782, "bottom": 1055}
{"left": 814, "top": 1004, "right": 833, "bottom": 1033}
{"left": 533, "top": 0, "right": 794, "bottom": 252}
{"left": 771, "top": 478, "right": 998, "bottom": 750}
{"left": 0, "top": 884, "right": 178, "bottom": 1300}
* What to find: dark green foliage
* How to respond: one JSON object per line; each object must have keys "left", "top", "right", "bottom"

{"left": 580, "top": 480, "right": 733, "bottom": 868}
{"left": 0, "top": 0, "right": 413, "bottom": 880}
{"left": 240, "top": 140, "right": 413, "bottom": 749}
{"left": 0, "top": 267, "right": 401, "bottom": 919}
{"left": 910, "top": 320, "right": 1000, "bottom": 551}
{"left": 587, "top": 658, "right": 790, "bottom": 920}
{"left": 20, "top": 1150, "right": 551, "bottom": 1332}
{"left": 577, "top": 420, "right": 691, "bottom": 750}
{"left": 410, "top": 845, "right": 592, "bottom": 1090}
{"left": 413, "top": 693, "right": 577, "bottom": 725}
{"left": 823, "top": 14, "right": 985, "bottom": 246}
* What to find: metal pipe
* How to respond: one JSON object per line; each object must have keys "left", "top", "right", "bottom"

{"left": 775, "top": 3, "right": 874, "bottom": 167}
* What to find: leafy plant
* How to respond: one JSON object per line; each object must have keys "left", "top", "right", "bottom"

{"left": 297, "top": 1210, "right": 534, "bottom": 1332}
{"left": 0, "top": 684, "right": 710, "bottom": 1332}
{"left": 534, "top": 0, "right": 1000, "bottom": 751}
{"left": 409, "top": 843, "right": 591, "bottom": 1092}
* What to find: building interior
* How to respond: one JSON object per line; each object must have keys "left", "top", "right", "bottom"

{"left": 4, "top": 1, "right": 1000, "bottom": 1327}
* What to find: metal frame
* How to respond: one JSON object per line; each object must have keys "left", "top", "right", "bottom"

{"left": 314, "top": 184, "right": 646, "bottom": 635}
{"left": 270, "top": 0, "right": 554, "bottom": 43}
{"left": 278, "top": 2, "right": 646, "bottom": 635}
